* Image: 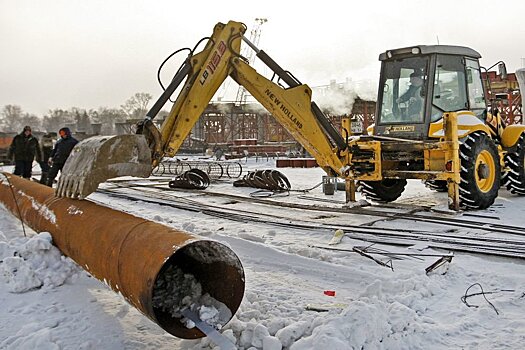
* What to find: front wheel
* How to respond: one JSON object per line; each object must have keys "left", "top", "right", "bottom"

{"left": 504, "top": 133, "right": 525, "bottom": 195}
{"left": 459, "top": 132, "right": 501, "bottom": 209}
{"left": 357, "top": 179, "right": 407, "bottom": 203}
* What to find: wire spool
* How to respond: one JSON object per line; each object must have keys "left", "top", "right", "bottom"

{"left": 158, "top": 160, "right": 243, "bottom": 180}
{"left": 169, "top": 168, "right": 211, "bottom": 189}
{"left": 224, "top": 162, "right": 242, "bottom": 178}
{"left": 173, "top": 161, "right": 192, "bottom": 175}
{"left": 233, "top": 169, "right": 290, "bottom": 192}
{"left": 152, "top": 162, "right": 167, "bottom": 176}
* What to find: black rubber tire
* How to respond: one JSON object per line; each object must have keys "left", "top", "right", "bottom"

{"left": 423, "top": 180, "right": 448, "bottom": 192}
{"left": 504, "top": 133, "right": 525, "bottom": 195}
{"left": 459, "top": 132, "right": 501, "bottom": 209}
{"left": 357, "top": 179, "right": 407, "bottom": 203}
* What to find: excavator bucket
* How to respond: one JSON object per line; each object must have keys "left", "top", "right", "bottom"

{"left": 56, "top": 134, "right": 152, "bottom": 199}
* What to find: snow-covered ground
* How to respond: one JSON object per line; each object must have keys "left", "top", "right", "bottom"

{"left": 2, "top": 158, "right": 525, "bottom": 350}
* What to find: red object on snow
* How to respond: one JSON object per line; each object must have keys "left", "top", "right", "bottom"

{"left": 324, "top": 290, "right": 336, "bottom": 297}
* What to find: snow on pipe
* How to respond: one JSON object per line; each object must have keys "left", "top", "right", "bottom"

{"left": 0, "top": 173, "right": 245, "bottom": 339}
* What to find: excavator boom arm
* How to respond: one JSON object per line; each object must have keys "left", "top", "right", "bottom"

{"left": 230, "top": 58, "right": 346, "bottom": 174}
{"left": 157, "top": 21, "right": 347, "bottom": 175}
{"left": 57, "top": 20, "right": 348, "bottom": 199}
{"left": 157, "top": 21, "right": 244, "bottom": 162}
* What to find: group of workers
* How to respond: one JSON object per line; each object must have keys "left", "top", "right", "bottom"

{"left": 7, "top": 125, "right": 78, "bottom": 186}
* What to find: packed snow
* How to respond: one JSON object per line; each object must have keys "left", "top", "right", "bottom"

{"left": 1, "top": 158, "right": 525, "bottom": 349}
{"left": 152, "top": 264, "right": 232, "bottom": 330}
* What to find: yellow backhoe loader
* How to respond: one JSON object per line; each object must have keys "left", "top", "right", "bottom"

{"left": 57, "top": 20, "right": 525, "bottom": 210}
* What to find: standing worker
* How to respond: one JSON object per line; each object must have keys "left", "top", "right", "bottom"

{"left": 45, "top": 127, "right": 78, "bottom": 187}
{"left": 39, "top": 132, "right": 56, "bottom": 184}
{"left": 8, "top": 125, "right": 42, "bottom": 179}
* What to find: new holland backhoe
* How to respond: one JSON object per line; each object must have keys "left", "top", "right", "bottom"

{"left": 57, "top": 20, "right": 525, "bottom": 210}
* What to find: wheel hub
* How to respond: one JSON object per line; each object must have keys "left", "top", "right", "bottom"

{"left": 477, "top": 163, "right": 489, "bottom": 179}
{"left": 475, "top": 150, "right": 496, "bottom": 192}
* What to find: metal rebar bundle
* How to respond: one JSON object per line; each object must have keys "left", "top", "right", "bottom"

{"left": 152, "top": 160, "right": 243, "bottom": 179}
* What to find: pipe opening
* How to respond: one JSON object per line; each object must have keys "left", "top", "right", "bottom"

{"left": 152, "top": 240, "right": 245, "bottom": 339}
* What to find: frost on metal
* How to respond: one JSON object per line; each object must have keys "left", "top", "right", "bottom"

{"left": 56, "top": 134, "right": 152, "bottom": 199}
{"left": 184, "top": 240, "right": 243, "bottom": 273}
{"left": 66, "top": 205, "right": 83, "bottom": 216}
{"left": 16, "top": 189, "right": 57, "bottom": 224}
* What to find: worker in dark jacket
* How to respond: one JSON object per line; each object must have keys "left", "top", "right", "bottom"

{"left": 8, "top": 125, "right": 42, "bottom": 179}
{"left": 45, "top": 127, "right": 78, "bottom": 187}
{"left": 39, "top": 132, "right": 56, "bottom": 184}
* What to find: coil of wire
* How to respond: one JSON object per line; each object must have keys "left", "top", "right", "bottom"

{"left": 233, "top": 170, "right": 291, "bottom": 192}
{"left": 168, "top": 169, "right": 210, "bottom": 190}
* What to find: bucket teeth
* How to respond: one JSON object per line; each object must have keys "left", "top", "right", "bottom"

{"left": 57, "top": 175, "right": 84, "bottom": 199}
{"left": 55, "top": 135, "right": 152, "bottom": 199}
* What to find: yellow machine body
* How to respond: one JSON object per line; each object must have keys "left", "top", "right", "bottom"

{"left": 55, "top": 21, "right": 525, "bottom": 210}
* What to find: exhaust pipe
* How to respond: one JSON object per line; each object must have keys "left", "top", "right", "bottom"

{"left": 0, "top": 173, "right": 244, "bottom": 339}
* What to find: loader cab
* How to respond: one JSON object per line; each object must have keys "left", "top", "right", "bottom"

{"left": 374, "top": 45, "right": 486, "bottom": 139}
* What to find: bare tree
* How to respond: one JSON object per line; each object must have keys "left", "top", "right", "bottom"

{"left": 43, "top": 109, "right": 72, "bottom": 133}
{"left": 120, "top": 92, "right": 153, "bottom": 120}
{"left": 75, "top": 110, "right": 91, "bottom": 132}
{"left": 20, "top": 113, "right": 42, "bottom": 131}
{"left": 92, "top": 107, "right": 126, "bottom": 135}
{"left": 0, "top": 105, "right": 23, "bottom": 132}
{"left": 0, "top": 105, "right": 43, "bottom": 132}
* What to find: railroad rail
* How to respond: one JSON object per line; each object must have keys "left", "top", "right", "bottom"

{"left": 95, "top": 181, "right": 525, "bottom": 260}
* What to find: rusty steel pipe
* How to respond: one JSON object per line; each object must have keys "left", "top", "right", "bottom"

{"left": 0, "top": 173, "right": 244, "bottom": 339}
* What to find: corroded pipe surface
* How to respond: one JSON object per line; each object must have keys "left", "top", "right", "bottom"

{"left": 0, "top": 173, "right": 244, "bottom": 339}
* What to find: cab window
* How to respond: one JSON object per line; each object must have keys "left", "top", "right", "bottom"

{"left": 379, "top": 56, "right": 428, "bottom": 124}
{"left": 431, "top": 55, "right": 468, "bottom": 121}
{"left": 465, "top": 58, "right": 486, "bottom": 119}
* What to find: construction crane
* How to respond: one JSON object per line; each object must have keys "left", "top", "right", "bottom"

{"left": 235, "top": 18, "right": 267, "bottom": 106}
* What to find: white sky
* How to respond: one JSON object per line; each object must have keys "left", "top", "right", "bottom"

{"left": 1, "top": 0, "right": 525, "bottom": 116}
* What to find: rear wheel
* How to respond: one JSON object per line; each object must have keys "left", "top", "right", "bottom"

{"left": 357, "top": 179, "right": 407, "bottom": 203}
{"left": 459, "top": 132, "right": 501, "bottom": 209}
{"left": 504, "top": 133, "right": 525, "bottom": 195}
{"left": 423, "top": 180, "right": 448, "bottom": 192}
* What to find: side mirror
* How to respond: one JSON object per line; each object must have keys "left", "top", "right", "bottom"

{"left": 498, "top": 62, "right": 508, "bottom": 80}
